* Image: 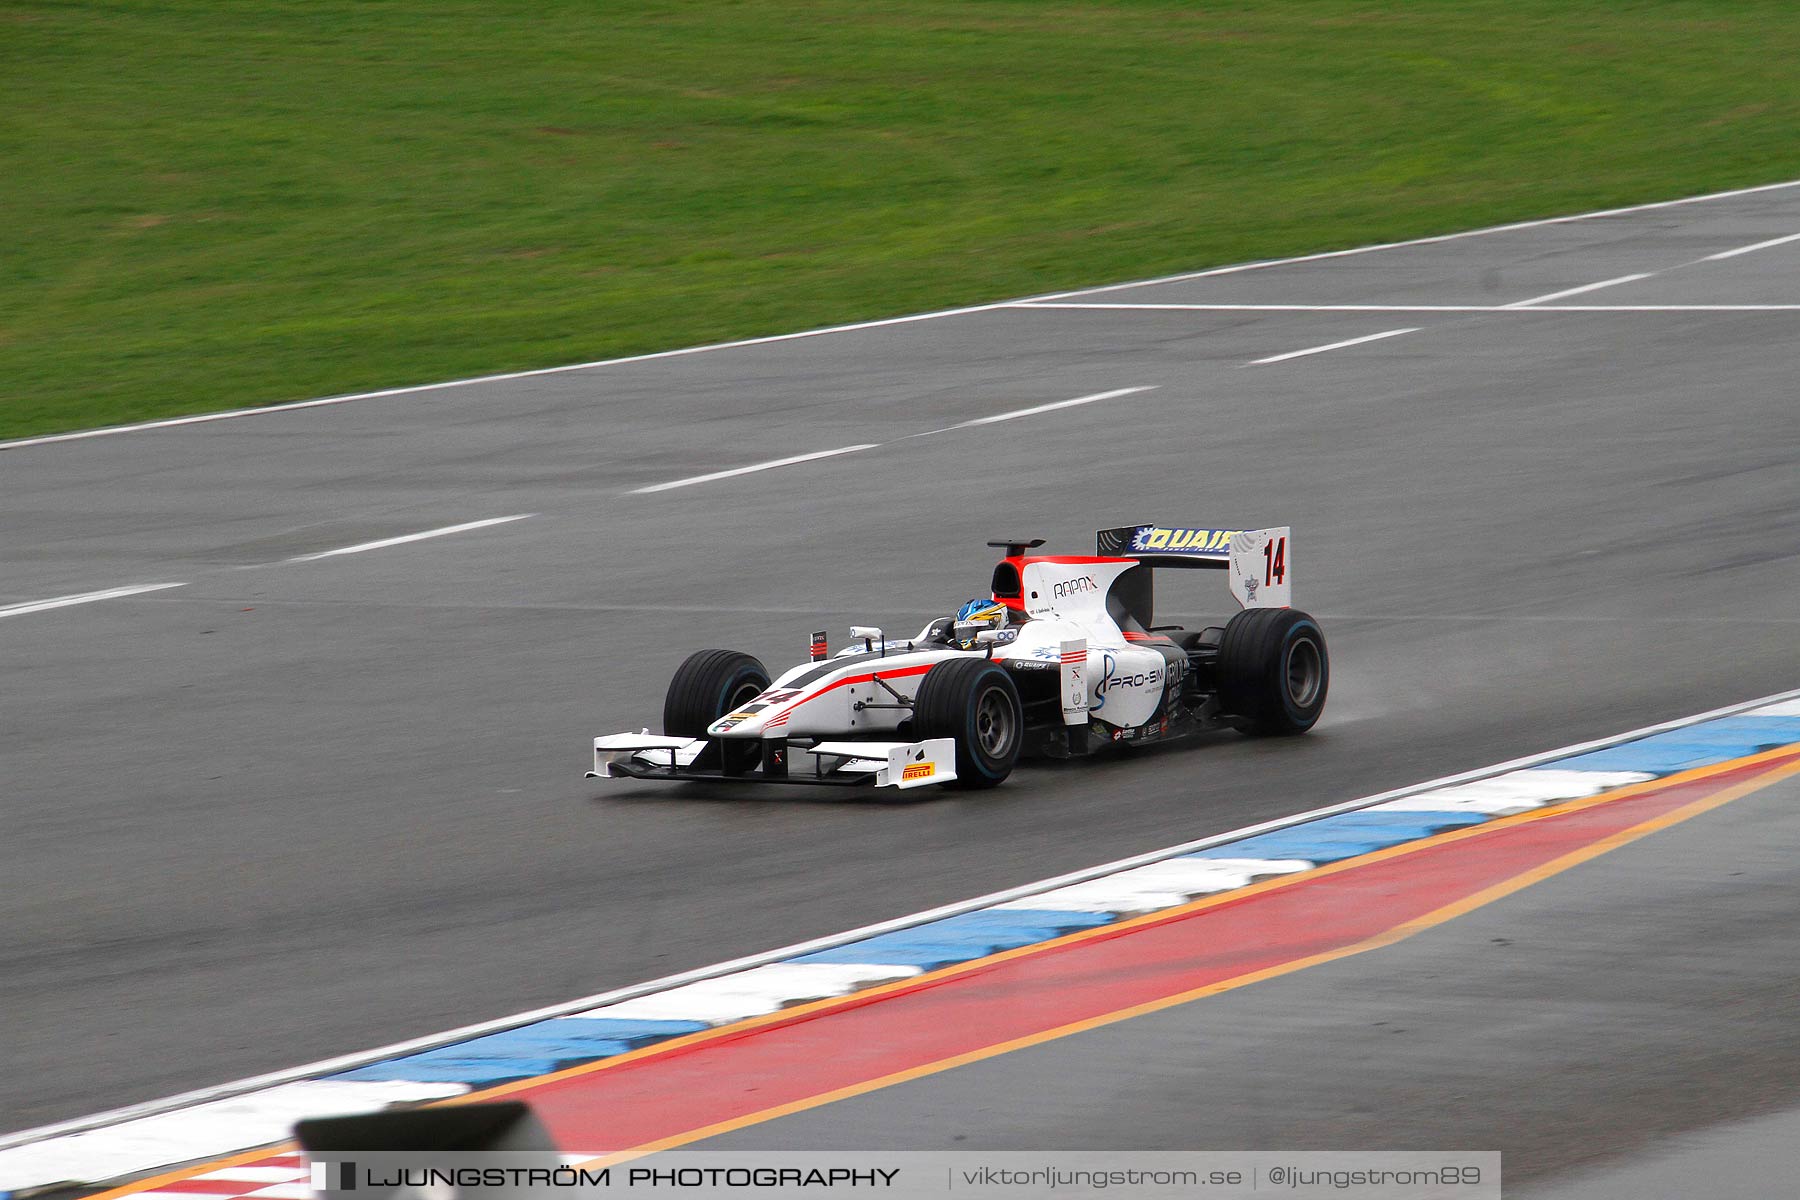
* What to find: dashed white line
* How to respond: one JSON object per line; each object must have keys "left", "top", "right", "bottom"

{"left": 1249, "top": 328, "right": 1419, "bottom": 365}
{"left": 631, "top": 387, "right": 1158, "bottom": 492}
{"left": 952, "top": 385, "right": 1156, "bottom": 426}
{"left": 1025, "top": 177, "right": 1800, "bottom": 302}
{"left": 1018, "top": 301, "right": 1479, "bottom": 312}
{"left": 1015, "top": 301, "right": 1800, "bottom": 313}
{"left": 286, "top": 515, "right": 535, "bottom": 561}
{"left": 1501, "top": 272, "right": 1654, "bottom": 308}
{"left": 629, "top": 446, "right": 879, "bottom": 494}
{"left": 0, "top": 583, "right": 187, "bottom": 620}
{"left": 1701, "top": 231, "right": 1800, "bottom": 261}
{"left": 6, "top": 178, "right": 1798, "bottom": 453}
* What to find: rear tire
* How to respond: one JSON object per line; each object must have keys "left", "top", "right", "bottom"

{"left": 663, "top": 649, "right": 771, "bottom": 736}
{"left": 1217, "top": 608, "right": 1328, "bottom": 736}
{"left": 912, "top": 657, "right": 1023, "bottom": 789}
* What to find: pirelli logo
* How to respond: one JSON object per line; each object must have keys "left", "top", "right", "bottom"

{"left": 901, "top": 762, "right": 936, "bottom": 782}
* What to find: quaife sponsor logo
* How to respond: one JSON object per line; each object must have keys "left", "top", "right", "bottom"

{"left": 1052, "top": 575, "right": 1098, "bottom": 598}
{"left": 1130, "top": 527, "right": 1238, "bottom": 553}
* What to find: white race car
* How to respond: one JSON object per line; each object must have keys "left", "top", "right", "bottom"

{"left": 588, "top": 524, "right": 1327, "bottom": 791}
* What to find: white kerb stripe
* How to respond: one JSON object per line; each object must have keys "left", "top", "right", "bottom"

{"left": 952, "top": 386, "right": 1156, "bottom": 427}
{"left": 1368, "top": 769, "right": 1657, "bottom": 816}
{"left": 629, "top": 445, "right": 878, "bottom": 494}
{"left": 1702, "top": 231, "right": 1800, "bottom": 261}
{"left": 245, "top": 1184, "right": 315, "bottom": 1199}
{"left": 286, "top": 515, "right": 534, "bottom": 561}
{"left": 0, "top": 582, "right": 187, "bottom": 619}
{"left": 195, "top": 1166, "right": 303, "bottom": 1183}
{"left": 6, "top": 683, "right": 1796, "bottom": 1174}
{"left": 0, "top": 1080, "right": 464, "bottom": 1191}
{"left": 1249, "top": 328, "right": 1418, "bottom": 365}
{"left": 1501, "top": 273, "right": 1653, "bottom": 308}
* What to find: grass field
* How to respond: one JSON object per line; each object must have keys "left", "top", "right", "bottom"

{"left": 6, "top": 1, "right": 1800, "bottom": 439}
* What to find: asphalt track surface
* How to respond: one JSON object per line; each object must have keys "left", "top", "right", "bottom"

{"left": 4, "top": 184, "right": 1799, "bottom": 1142}
{"left": 699, "top": 766, "right": 1800, "bottom": 1195}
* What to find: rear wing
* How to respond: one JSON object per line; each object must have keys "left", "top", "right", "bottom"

{"left": 1095, "top": 523, "right": 1292, "bottom": 609}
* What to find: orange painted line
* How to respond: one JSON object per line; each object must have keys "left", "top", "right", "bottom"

{"left": 470, "top": 740, "right": 1800, "bottom": 1104}
{"left": 82, "top": 1144, "right": 287, "bottom": 1200}
{"left": 607, "top": 751, "right": 1800, "bottom": 1156}
{"left": 73, "top": 741, "right": 1800, "bottom": 1197}
{"left": 469, "top": 739, "right": 1800, "bottom": 1103}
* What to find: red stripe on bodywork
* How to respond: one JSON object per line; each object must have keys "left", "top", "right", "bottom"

{"left": 763, "top": 664, "right": 935, "bottom": 725}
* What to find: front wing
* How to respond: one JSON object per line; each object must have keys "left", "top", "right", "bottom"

{"left": 588, "top": 733, "right": 957, "bottom": 789}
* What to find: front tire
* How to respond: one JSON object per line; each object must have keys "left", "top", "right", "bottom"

{"left": 912, "top": 658, "right": 1023, "bottom": 789}
{"left": 1217, "top": 608, "right": 1328, "bottom": 736}
{"left": 663, "top": 649, "right": 771, "bottom": 736}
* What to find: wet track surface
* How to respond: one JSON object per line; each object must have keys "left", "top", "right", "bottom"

{"left": 4, "top": 184, "right": 1799, "bottom": 1156}
{"left": 698, "top": 767, "right": 1800, "bottom": 1192}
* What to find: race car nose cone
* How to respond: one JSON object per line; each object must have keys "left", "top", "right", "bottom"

{"left": 708, "top": 709, "right": 769, "bottom": 737}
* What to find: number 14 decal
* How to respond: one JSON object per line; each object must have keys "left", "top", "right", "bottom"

{"left": 1262, "top": 536, "right": 1287, "bottom": 586}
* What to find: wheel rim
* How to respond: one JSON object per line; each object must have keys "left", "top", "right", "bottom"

{"left": 1284, "top": 637, "right": 1323, "bottom": 709}
{"left": 974, "top": 685, "right": 1017, "bottom": 759}
{"left": 725, "top": 678, "right": 764, "bottom": 712}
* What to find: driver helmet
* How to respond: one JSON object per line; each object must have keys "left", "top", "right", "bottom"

{"left": 953, "top": 598, "right": 1008, "bottom": 650}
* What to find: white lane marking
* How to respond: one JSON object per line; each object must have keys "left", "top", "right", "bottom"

{"left": 1015, "top": 301, "right": 1800, "bottom": 312}
{"left": 1249, "top": 327, "right": 1418, "bottom": 364}
{"left": 0, "top": 582, "right": 187, "bottom": 619}
{"left": 7, "top": 178, "right": 1799, "bottom": 453}
{"left": 1501, "top": 272, "right": 1654, "bottom": 308}
{"left": 1018, "top": 301, "right": 1486, "bottom": 312}
{"left": 1701, "top": 231, "right": 1800, "bottom": 261}
{"left": 285, "top": 515, "right": 534, "bottom": 561}
{"left": 629, "top": 445, "right": 879, "bottom": 495}
{"left": 8, "top": 682, "right": 1797, "bottom": 1158}
{"left": 952, "top": 385, "right": 1155, "bottom": 426}
{"left": 0, "top": 306, "right": 1014, "bottom": 452}
{"left": 630, "top": 387, "right": 1156, "bottom": 492}
{"left": 1024, "top": 177, "right": 1800, "bottom": 302}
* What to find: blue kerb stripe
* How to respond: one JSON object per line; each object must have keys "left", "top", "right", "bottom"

{"left": 1287, "top": 812, "right": 1491, "bottom": 831}
{"left": 1543, "top": 716, "right": 1800, "bottom": 774}
{"left": 793, "top": 943, "right": 1048, "bottom": 969}
{"left": 517, "top": 1017, "right": 708, "bottom": 1041}
{"left": 793, "top": 908, "right": 1114, "bottom": 969}
{"left": 334, "top": 1057, "right": 563, "bottom": 1085}
{"left": 329, "top": 1017, "right": 711, "bottom": 1086}
{"left": 309, "top": 709, "right": 1800, "bottom": 1093}
{"left": 1189, "top": 810, "right": 1486, "bottom": 863}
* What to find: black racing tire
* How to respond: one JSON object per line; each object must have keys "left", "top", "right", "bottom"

{"left": 1216, "top": 608, "right": 1328, "bottom": 736}
{"left": 911, "top": 657, "right": 1024, "bottom": 789}
{"left": 663, "top": 649, "right": 771, "bottom": 737}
